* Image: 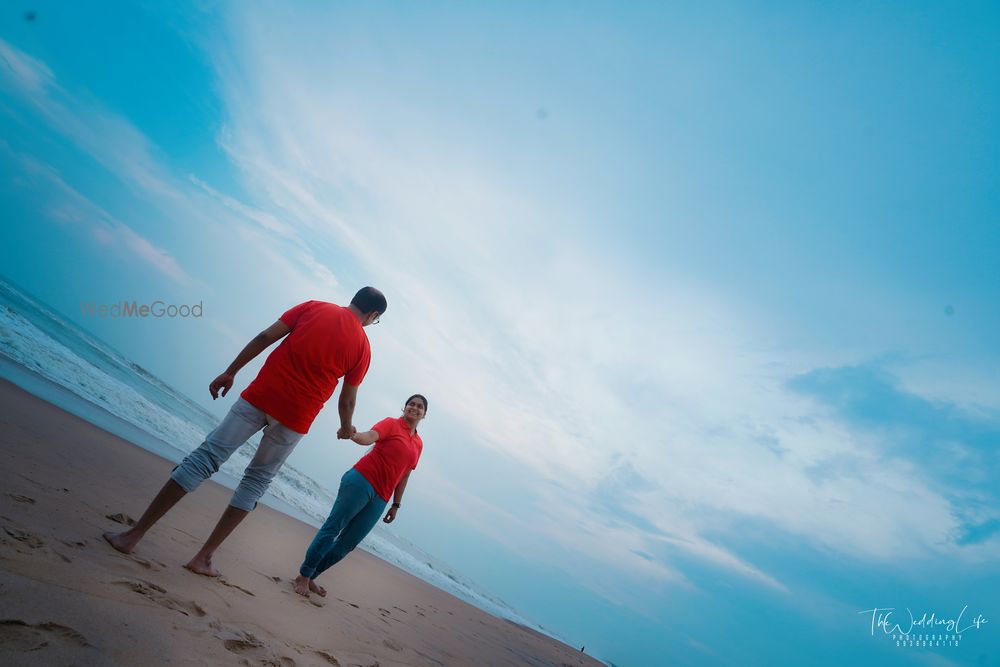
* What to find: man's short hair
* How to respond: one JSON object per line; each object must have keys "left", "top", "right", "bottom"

{"left": 351, "top": 286, "right": 387, "bottom": 315}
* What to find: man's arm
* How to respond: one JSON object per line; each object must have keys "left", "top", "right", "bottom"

{"left": 383, "top": 471, "right": 411, "bottom": 523}
{"left": 209, "top": 320, "right": 291, "bottom": 399}
{"left": 337, "top": 383, "right": 361, "bottom": 439}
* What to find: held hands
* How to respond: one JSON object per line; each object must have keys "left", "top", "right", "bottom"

{"left": 348, "top": 430, "right": 379, "bottom": 447}
{"left": 337, "top": 425, "right": 357, "bottom": 440}
{"left": 383, "top": 506, "right": 398, "bottom": 523}
{"left": 209, "top": 372, "right": 235, "bottom": 399}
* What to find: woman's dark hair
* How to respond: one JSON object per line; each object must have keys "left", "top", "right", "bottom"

{"left": 351, "top": 286, "right": 387, "bottom": 315}
{"left": 406, "top": 394, "right": 428, "bottom": 414}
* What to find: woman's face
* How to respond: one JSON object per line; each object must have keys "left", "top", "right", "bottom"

{"left": 403, "top": 397, "right": 426, "bottom": 422}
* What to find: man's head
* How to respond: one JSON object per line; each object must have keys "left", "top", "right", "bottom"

{"left": 350, "top": 286, "right": 387, "bottom": 326}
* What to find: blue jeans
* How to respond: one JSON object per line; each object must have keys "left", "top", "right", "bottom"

{"left": 299, "top": 468, "right": 387, "bottom": 579}
{"left": 170, "top": 398, "right": 303, "bottom": 511}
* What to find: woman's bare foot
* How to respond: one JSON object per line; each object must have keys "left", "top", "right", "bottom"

{"left": 103, "top": 530, "right": 142, "bottom": 554}
{"left": 309, "top": 579, "right": 327, "bottom": 597}
{"left": 293, "top": 575, "right": 311, "bottom": 597}
{"left": 184, "top": 554, "right": 221, "bottom": 577}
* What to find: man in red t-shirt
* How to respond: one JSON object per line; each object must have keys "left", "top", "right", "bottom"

{"left": 103, "top": 287, "right": 387, "bottom": 578}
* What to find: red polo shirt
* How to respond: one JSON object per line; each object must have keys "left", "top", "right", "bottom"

{"left": 241, "top": 301, "right": 371, "bottom": 434}
{"left": 354, "top": 417, "right": 423, "bottom": 501}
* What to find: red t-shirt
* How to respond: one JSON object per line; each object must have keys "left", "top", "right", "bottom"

{"left": 241, "top": 301, "right": 371, "bottom": 434}
{"left": 353, "top": 417, "right": 423, "bottom": 501}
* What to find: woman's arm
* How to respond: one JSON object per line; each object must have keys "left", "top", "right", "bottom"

{"left": 383, "top": 471, "right": 411, "bottom": 523}
{"left": 350, "top": 429, "right": 380, "bottom": 446}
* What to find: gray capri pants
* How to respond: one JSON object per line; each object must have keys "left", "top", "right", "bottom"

{"left": 170, "top": 397, "right": 304, "bottom": 511}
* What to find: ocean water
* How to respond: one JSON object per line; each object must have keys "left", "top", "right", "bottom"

{"left": 0, "top": 276, "right": 540, "bottom": 633}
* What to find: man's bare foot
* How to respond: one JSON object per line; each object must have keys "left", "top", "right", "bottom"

{"left": 184, "top": 554, "right": 221, "bottom": 577}
{"left": 103, "top": 530, "right": 141, "bottom": 554}
{"left": 308, "top": 579, "right": 327, "bottom": 597}
{"left": 293, "top": 575, "right": 311, "bottom": 597}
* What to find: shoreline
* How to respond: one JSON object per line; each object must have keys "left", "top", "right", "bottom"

{"left": 0, "top": 353, "right": 318, "bottom": 526}
{"left": 0, "top": 377, "right": 604, "bottom": 666}
{"left": 0, "top": 353, "right": 552, "bottom": 634}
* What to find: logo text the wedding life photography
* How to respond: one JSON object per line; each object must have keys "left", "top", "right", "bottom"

{"left": 859, "top": 605, "right": 989, "bottom": 649}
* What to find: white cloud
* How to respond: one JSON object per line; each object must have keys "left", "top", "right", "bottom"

{"left": 5, "top": 145, "right": 191, "bottom": 285}
{"left": 1, "top": 40, "right": 179, "bottom": 203}
{"left": 0, "top": 38, "right": 54, "bottom": 94}
{"left": 189, "top": 175, "right": 299, "bottom": 239}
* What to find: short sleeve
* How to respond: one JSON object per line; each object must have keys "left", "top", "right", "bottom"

{"left": 344, "top": 338, "right": 371, "bottom": 386}
{"left": 371, "top": 417, "right": 396, "bottom": 440}
{"left": 279, "top": 301, "right": 315, "bottom": 328}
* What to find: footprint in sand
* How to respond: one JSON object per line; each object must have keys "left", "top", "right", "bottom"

{"left": 381, "top": 638, "right": 402, "bottom": 652}
{"left": 254, "top": 570, "right": 283, "bottom": 584}
{"left": 0, "top": 619, "right": 90, "bottom": 652}
{"left": 130, "top": 555, "right": 160, "bottom": 570}
{"left": 219, "top": 629, "right": 296, "bottom": 666}
{"left": 329, "top": 654, "right": 379, "bottom": 667}
{"left": 114, "top": 579, "right": 206, "bottom": 618}
{"left": 102, "top": 540, "right": 164, "bottom": 571}
{"left": 333, "top": 598, "right": 360, "bottom": 609}
{"left": 1, "top": 524, "right": 45, "bottom": 550}
{"left": 1, "top": 521, "right": 75, "bottom": 565}
{"left": 219, "top": 578, "right": 256, "bottom": 597}
{"left": 6, "top": 494, "right": 35, "bottom": 504}
{"left": 313, "top": 651, "right": 341, "bottom": 666}
{"left": 113, "top": 552, "right": 162, "bottom": 571}
{"left": 105, "top": 512, "right": 136, "bottom": 527}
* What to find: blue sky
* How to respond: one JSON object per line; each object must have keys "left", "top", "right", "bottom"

{"left": 2, "top": 2, "right": 999, "bottom": 665}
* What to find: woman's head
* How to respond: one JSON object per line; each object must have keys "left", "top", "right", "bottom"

{"left": 403, "top": 394, "right": 428, "bottom": 422}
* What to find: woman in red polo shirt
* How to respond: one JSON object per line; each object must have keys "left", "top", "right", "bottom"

{"left": 293, "top": 394, "right": 426, "bottom": 598}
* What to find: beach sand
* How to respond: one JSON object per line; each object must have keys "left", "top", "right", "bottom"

{"left": 0, "top": 379, "right": 603, "bottom": 667}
